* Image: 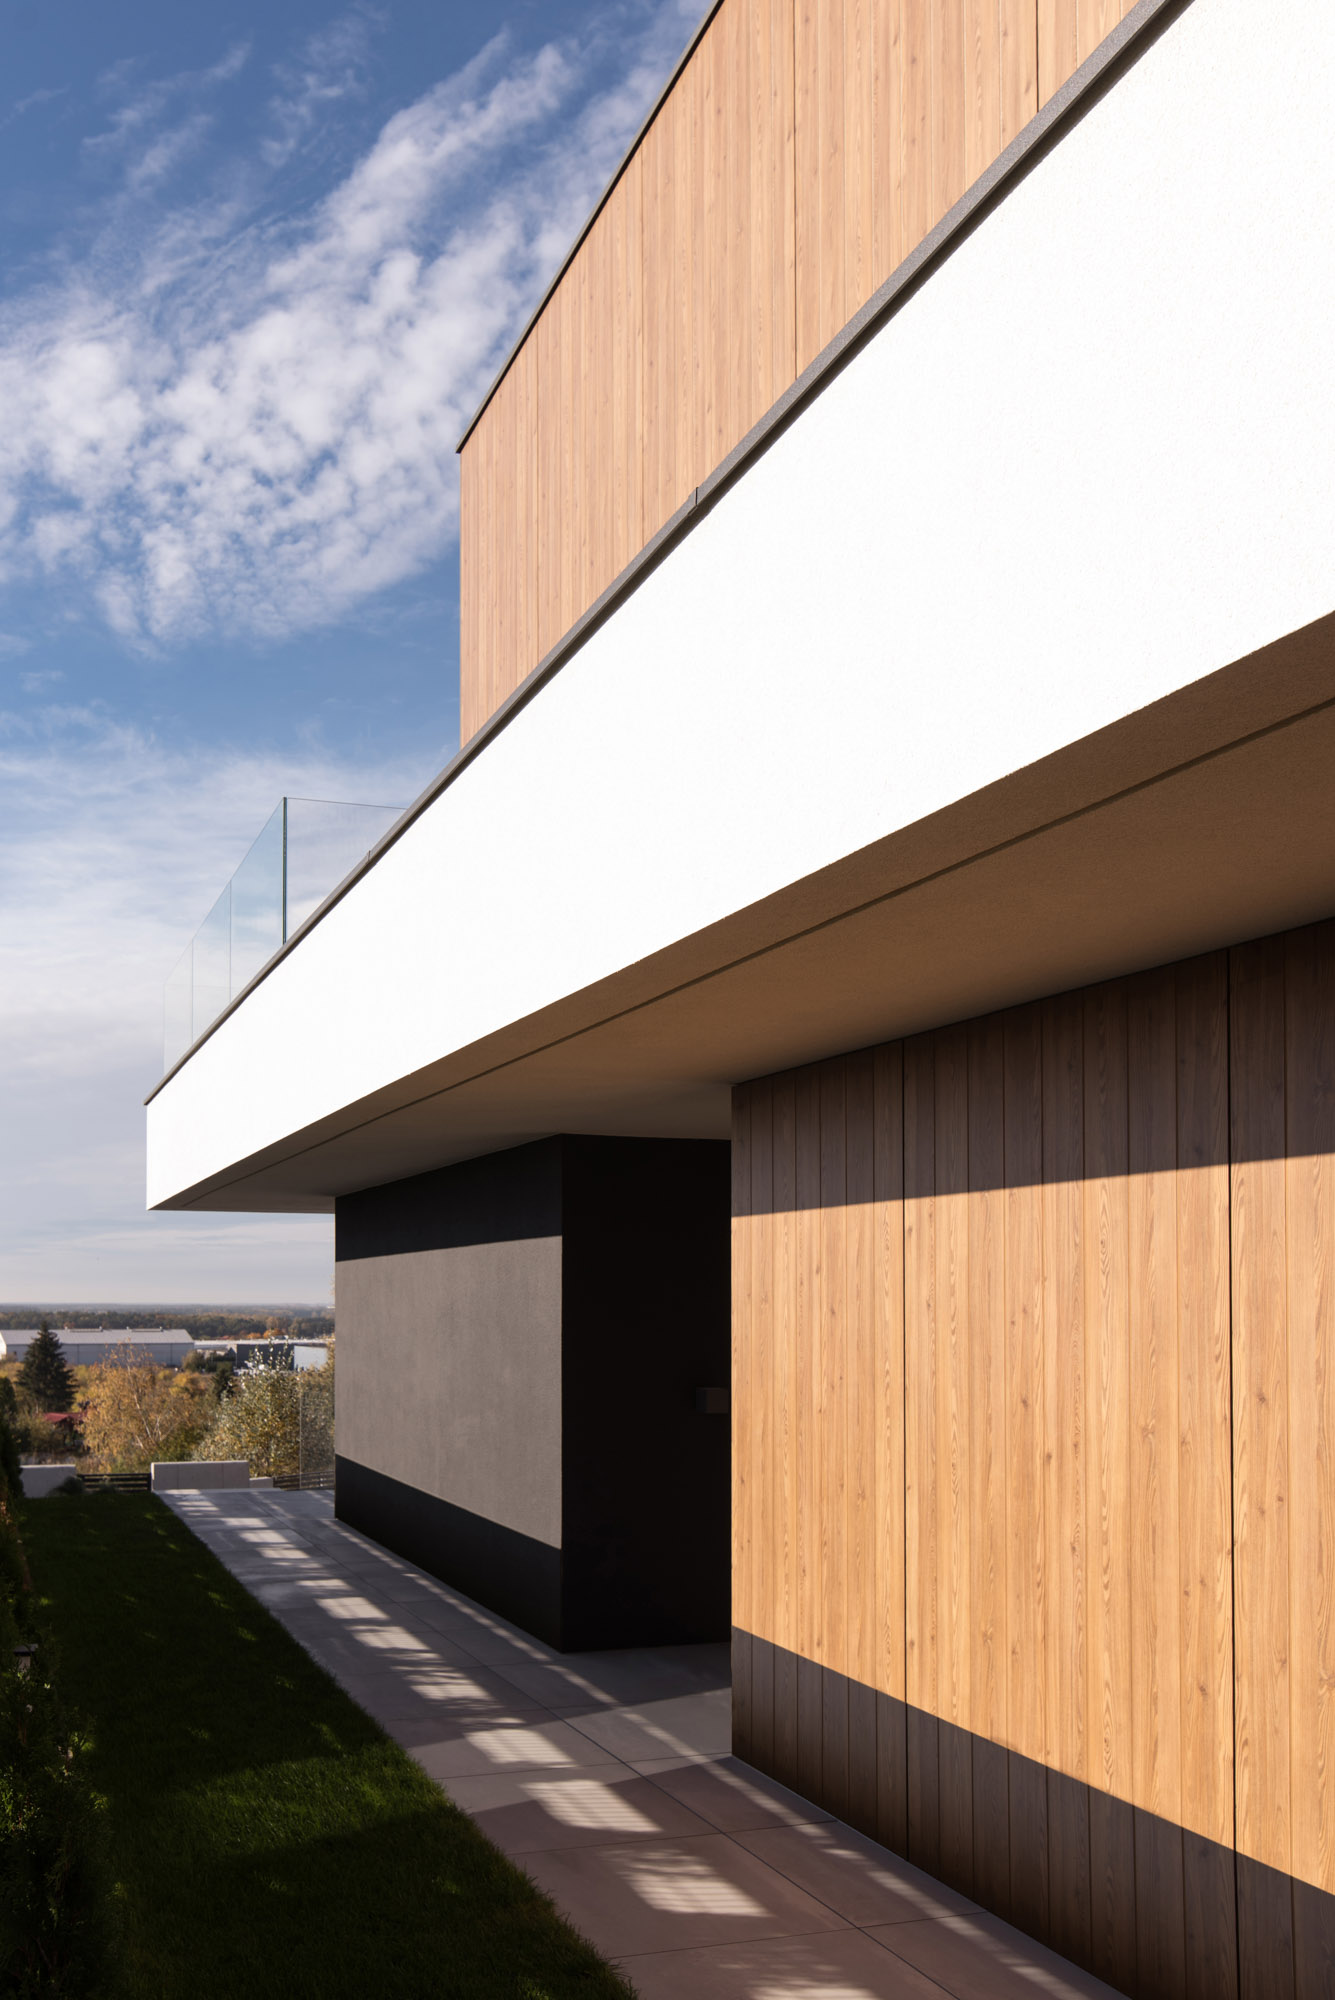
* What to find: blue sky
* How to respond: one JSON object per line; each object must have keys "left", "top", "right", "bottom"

{"left": 0, "top": 0, "right": 703, "bottom": 1304}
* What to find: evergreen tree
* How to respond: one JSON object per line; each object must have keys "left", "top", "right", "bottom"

{"left": 17, "top": 1319, "right": 74, "bottom": 1414}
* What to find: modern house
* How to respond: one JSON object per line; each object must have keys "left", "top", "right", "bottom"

{"left": 146, "top": 0, "right": 1335, "bottom": 1990}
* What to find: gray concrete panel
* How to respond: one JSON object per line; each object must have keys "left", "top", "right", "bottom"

{"left": 150, "top": 1460, "right": 248, "bottom": 1492}
{"left": 336, "top": 1232, "right": 562, "bottom": 1548}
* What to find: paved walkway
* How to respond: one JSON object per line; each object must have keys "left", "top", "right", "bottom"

{"left": 165, "top": 1488, "right": 1118, "bottom": 2000}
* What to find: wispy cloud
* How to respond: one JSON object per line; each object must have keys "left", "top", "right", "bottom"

{"left": 263, "top": 8, "right": 382, "bottom": 168}
{"left": 0, "top": 1, "right": 698, "bottom": 649}
{"left": 84, "top": 42, "right": 250, "bottom": 168}
{"left": 123, "top": 111, "right": 217, "bottom": 194}
{"left": 0, "top": 85, "right": 69, "bottom": 135}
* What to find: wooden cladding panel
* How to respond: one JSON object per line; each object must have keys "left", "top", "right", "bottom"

{"left": 736, "top": 935, "right": 1335, "bottom": 1931}
{"left": 459, "top": 0, "right": 1139, "bottom": 741}
{"left": 732, "top": 1039, "right": 907, "bottom": 1711}
{"left": 1001, "top": 0, "right": 1040, "bottom": 145}
{"left": 873, "top": 1044, "right": 907, "bottom": 1708}
{"left": 1287, "top": 932, "right": 1335, "bottom": 1906}
{"left": 1174, "top": 956, "right": 1233, "bottom": 1862}
{"left": 1231, "top": 926, "right": 1335, "bottom": 1911}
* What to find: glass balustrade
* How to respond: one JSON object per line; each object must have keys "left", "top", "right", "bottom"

{"left": 162, "top": 797, "right": 403, "bottom": 1075}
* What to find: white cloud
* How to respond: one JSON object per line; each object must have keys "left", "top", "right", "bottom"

{"left": 0, "top": 1, "right": 705, "bottom": 1302}
{"left": 84, "top": 42, "right": 250, "bottom": 164}
{"left": 0, "top": 2, "right": 700, "bottom": 648}
{"left": 0, "top": 704, "right": 425, "bottom": 1302}
{"left": 125, "top": 112, "right": 216, "bottom": 193}
{"left": 263, "top": 8, "right": 381, "bottom": 168}
{"left": 0, "top": 86, "right": 69, "bottom": 135}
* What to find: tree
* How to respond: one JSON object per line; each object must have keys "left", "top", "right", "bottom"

{"left": 16, "top": 1321, "right": 73, "bottom": 1416}
{"left": 200, "top": 1365, "right": 301, "bottom": 1478}
{"left": 80, "top": 1352, "right": 209, "bottom": 1471}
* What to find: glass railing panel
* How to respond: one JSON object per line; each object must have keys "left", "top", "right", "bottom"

{"left": 192, "top": 882, "right": 231, "bottom": 1043}
{"left": 230, "top": 801, "right": 285, "bottom": 996}
{"left": 163, "top": 942, "right": 194, "bottom": 1076}
{"left": 284, "top": 798, "right": 403, "bottom": 935}
{"left": 162, "top": 794, "right": 405, "bottom": 1075}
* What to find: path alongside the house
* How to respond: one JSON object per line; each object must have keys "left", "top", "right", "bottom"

{"left": 165, "top": 1488, "right": 1119, "bottom": 2000}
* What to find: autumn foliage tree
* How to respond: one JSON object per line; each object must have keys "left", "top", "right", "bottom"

{"left": 79, "top": 1352, "right": 211, "bottom": 1472}
{"left": 200, "top": 1365, "right": 301, "bottom": 1478}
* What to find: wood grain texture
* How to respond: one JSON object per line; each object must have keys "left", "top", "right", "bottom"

{"left": 1004, "top": 1004, "right": 1049, "bottom": 1932}
{"left": 751, "top": 1077, "right": 776, "bottom": 1709}
{"left": 1042, "top": 994, "right": 1085, "bottom": 1788}
{"left": 1004, "top": 1005, "right": 1045, "bottom": 1776}
{"left": 1175, "top": 954, "right": 1232, "bottom": 1858}
{"left": 795, "top": 1065, "right": 822, "bottom": 1670}
{"left": 1082, "top": 982, "right": 1136, "bottom": 1988}
{"left": 1231, "top": 939, "right": 1291, "bottom": 1888}
{"left": 968, "top": 1016, "right": 1006, "bottom": 1755}
{"left": 932, "top": 0, "right": 968, "bottom": 227}
{"left": 1042, "top": 993, "right": 1090, "bottom": 1967}
{"left": 942, "top": 1025, "right": 974, "bottom": 1888}
{"left": 773, "top": 1070, "right": 799, "bottom": 1662}
{"left": 1284, "top": 924, "right": 1335, "bottom": 1905}
{"left": 846, "top": 1048, "right": 877, "bottom": 1692}
{"left": 734, "top": 925, "right": 1335, "bottom": 1984}
{"left": 1038, "top": 0, "right": 1079, "bottom": 106}
{"left": 963, "top": 0, "right": 1001, "bottom": 189}
{"left": 969, "top": 1016, "right": 1009, "bottom": 1914}
{"left": 819, "top": 1058, "right": 850, "bottom": 1815}
{"left": 732, "top": 1085, "right": 753, "bottom": 1642}
{"left": 904, "top": 1032, "right": 941, "bottom": 1870}
{"left": 1128, "top": 968, "right": 1184, "bottom": 1832}
{"left": 904, "top": 1035, "right": 937, "bottom": 1737}
{"left": 460, "top": 0, "right": 1129, "bottom": 737}
{"left": 873, "top": 1041, "right": 906, "bottom": 1708}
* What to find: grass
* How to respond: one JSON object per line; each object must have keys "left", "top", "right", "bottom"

{"left": 23, "top": 1493, "right": 635, "bottom": 2000}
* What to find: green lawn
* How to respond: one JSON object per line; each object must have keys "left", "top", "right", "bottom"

{"left": 24, "top": 1493, "right": 634, "bottom": 2000}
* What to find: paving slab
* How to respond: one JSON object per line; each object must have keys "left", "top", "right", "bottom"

{"left": 522, "top": 1831, "right": 850, "bottom": 1957}
{"left": 622, "top": 1927, "right": 951, "bottom": 2000}
{"left": 733, "top": 1823, "right": 977, "bottom": 1928}
{"left": 440, "top": 1764, "right": 717, "bottom": 1857}
{"left": 867, "top": 1913, "right": 1119, "bottom": 2000}
{"left": 567, "top": 1690, "right": 733, "bottom": 1764}
{"left": 631, "top": 1756, "right": 833, "bottom": 1834}
{"left": 409, "top": 1715, "right": 629, "bottom": 1780}
{"left": 164, "top": 1489, "right": 1122, "bottom": 2000}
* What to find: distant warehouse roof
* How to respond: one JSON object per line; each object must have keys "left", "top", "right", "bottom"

{"left": 0, "top": 1328, "right": 195, "bottom": 1366}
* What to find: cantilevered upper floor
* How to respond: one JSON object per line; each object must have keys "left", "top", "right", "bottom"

{"left": 458, "top": 0, "right": 1150, "bottom": 742}
{"left": 147, "top": 0, "right": 1335, "bottom": 1211}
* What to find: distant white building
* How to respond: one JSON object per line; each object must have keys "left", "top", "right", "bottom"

{"left": 0, "top": 1328, "right": 196, "bottom": 1367}
{"left": 189, "top": 1337, "right": 331, "bottom": 1372}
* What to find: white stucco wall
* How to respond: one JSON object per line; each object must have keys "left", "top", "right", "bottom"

{"left": 149, "top": 0, "right": 1335, "bottom": 1207}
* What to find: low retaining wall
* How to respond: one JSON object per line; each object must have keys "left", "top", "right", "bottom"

{"left": 20, "top": 1464, "right": 79, "bottom": 1499}
{"left": 150, "top": 1460, "right": 248, "bottom": 1493}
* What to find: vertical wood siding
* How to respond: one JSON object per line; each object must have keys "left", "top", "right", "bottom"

{"left": 734, "top": 922, "right": 1335, "bottom": 1993}
{"left": 458, "top": 0, "right": 1136, "bottom": 741}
